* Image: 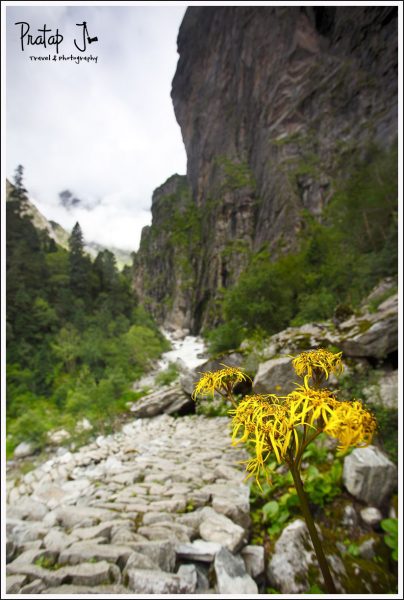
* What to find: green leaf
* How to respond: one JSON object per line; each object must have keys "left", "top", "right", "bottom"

{"left": 381, "top": 518, "right": 398, "bottom": 534}
{"left": 262, "top": 500, "right": 279, "bottom": 520}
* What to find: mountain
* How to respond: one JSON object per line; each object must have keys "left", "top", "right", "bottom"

{"left": 86, "top": 241, "right": 133, "bottom": 270}
{"left": 133, "top": 6, "right": 397, "bottom": 333}
{"left": 6, "top": 180, "right": 132, "bottom": 269}
{"left": 6, "top": 179, "right": 70, "bottom": 250}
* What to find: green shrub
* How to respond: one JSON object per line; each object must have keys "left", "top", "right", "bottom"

{"left": 155, "top": 362, "right": 179, "bottom": 386}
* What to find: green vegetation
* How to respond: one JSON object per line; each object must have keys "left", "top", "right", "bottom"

{"left": 216, "top": 156, "right": 256, "bottom": 191}
{"left": 154, "top": 362, "right": 179, "bottom": 386}
{"left": 6, "top": 167, "right": 169, "bottom": 457}
{"left": 381, "top": 518, "right": 398, "bottom": 561}
{"left": 338, "top": 369, "right": 398, "bottom": 464}
{"left": 205, "top": 145, "right": 397, "bottom": 353}
{"left": 250, "top": 436, "right": 343, "bottom": 543}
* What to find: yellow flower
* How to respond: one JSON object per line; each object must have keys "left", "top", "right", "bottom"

{"left": 230, "top": 394, "right": 293, "bottom": 482}
{"left": 192, "top": 365, "right": 250, "bottom": 399}
{"left": 324, "top": 400, "right": 377, "bottom": 453}
{"left": 285, "top": 379, "right": 339, "bottom": 428}
{"left": 193, "top": 353, "right": 376, "bottom": 488}
{"left": 291, "top": 349, "right": 343, "bottom": 380}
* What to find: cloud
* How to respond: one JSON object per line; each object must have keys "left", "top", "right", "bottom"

{"left": 6, "top": 5, "right": 187, "bottom": 251}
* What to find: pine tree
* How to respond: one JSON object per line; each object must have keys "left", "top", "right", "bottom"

{"left": 13, "top": 164, "right": 27, "bottom": 196}
{"left": 68, "top": 222, "right": 92, "bottom": 301}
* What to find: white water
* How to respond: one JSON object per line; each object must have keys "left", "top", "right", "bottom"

{"left": 158, "top": 329, "right": 207, "bottom": 371}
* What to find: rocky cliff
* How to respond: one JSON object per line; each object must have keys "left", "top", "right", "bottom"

{"left": 133, "top": 6, "right": 397, "bottom": 332}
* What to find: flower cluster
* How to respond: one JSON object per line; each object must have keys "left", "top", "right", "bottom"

{"left": 192, "top": 350, "right": 376, "bottom": 486}
{"left": 291, "top": 348, "right": 343, "bottom": 380}
{"left": 230, "top": 387, "right": 376, "bottom": 483}
{"left": 192, "top": 365, "right": 250, "bottom": 399}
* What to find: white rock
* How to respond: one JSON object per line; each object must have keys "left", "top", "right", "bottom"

{"left": 176, "top": 539, "right": 222, "bottom": 562}
{"left": 7, "top": 496, "right": 48, "bottom": 521}
{"left": 214, "top": 547, "right": 258, "bottom": 594}
{"left": 43, "top": 529, "right": 79, "bottom": 552}
{"left": 6, "top": 574, "right": 28, "bottom": 593}
{"left": 128, "top": 540, "right": 176, "bottom": 572}
{"left": 76, "top": 418, "right": 93, "bottom": 432}
{"left": 177, "top": 564, "right": 198, "bottom": 591}
{"left": 199, "top": 507, "right": 246, "bottom": 552}
{"left": 127, "top": 568, "right": 196, "bottom": 594}
{"left": 59, "top": 541, "right": 133, "bottom": 568}
{"left": 48, "top": 429, "right": 70, "bottom": 444}
{"left": 241, "top": 544, "right": 265, "bottom": 579}
{"left": 14, "top": 442, "right": 35, "bottom": 459}
{"left": 267, "top": 519, "right": 317, "bottom": 593}
{"left": 360, "top": 506, "right": 383, "bottom": 527}
{"left": 59, "top": 560, "right": 121, "bottom": 586}
{"left": 343, "top": 446, "right": 397, "bottom": 507}
{"left": 20, "top": 578, "right": 47, "bottom": 594}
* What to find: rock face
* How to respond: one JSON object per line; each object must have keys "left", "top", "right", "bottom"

{"left": 6, "top": 415, "right": 260, "bottom": 595}
{"left": 132, "top": 174, "right": 197, "bottom": 330}
{"left": 134, "top": 6, "right": 397, "bottom": 332}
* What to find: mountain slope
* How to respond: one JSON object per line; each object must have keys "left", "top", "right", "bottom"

{"left": 6, "top": 180, "right": 132, "bottom": 268}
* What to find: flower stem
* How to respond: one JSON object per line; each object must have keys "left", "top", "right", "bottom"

{"left": 289, "top": 461, "right": 337, "bottom": 594}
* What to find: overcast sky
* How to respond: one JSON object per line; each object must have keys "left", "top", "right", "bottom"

{"left": 6, "top": 4, "right": 187, "bottom": 251}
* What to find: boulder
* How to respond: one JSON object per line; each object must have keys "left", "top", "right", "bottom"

{"left": 176, "top": 539, "right": 222, "bottom": 562}
{"left": 199, "top": 507, "right": 246, "bottom": 552}
{"left": 339, "top": 295, "right": 397, "bottom": 358}
{"left": 214, "top": 547, "right": 258, "bottom": 594}
{"left": 241, "top": 545, "right": 265, "bottom": 579}
{"left": 360, "top": 507, "right": 383, "bottom": 528}
{"left": 58, "top": 561, "right": 121, "bottom": 586}
{"left": 48, "top": 429, "right": 70, "bottom": 444}
{"left": 343, "top": 446, "right": 397, "bottom": 507}
{"left": 200, "top": 482, "right": 250, "bottom": 529}
{"left": 123, "top": 550, "right": 157, "bottom": 574}
{"left": 7, "top": 496, "right": 48, "bottom": 521}
{"left": 44, "top": 506, "right": 113, "bottom": 529}
{"left": 266, "top": 519, "right": 345, "bottom": 594}
{"left": 9, "top": 522, "right": 49, "bottom": 545}
{"left": 361, "top": 278, "right": 396, "bottom": 307}
{"left": 126, "top": 568, "right": 196, "bottom": 594}
{"left": 6, "top": 575, "right": 28, "bottom": 594}
{"left": 128, "top": 540, "right": 176, "bottom": 572}
{"left": 177, "top": 564, "right": 198, "bottom": 591}
{"left": 362, "top": 370, "right": 398, "bottom": 410}
{"left": 180, "top": 367, "right": 198, "bottom": 396}
{"left": 253, "top": 356, "right": 296, "bottom": 394}
{"left": 43, "top": 529, "right": 79, "bottom": 552}
{"left": 59, "top": 541, "right": 133, "bottom": 569}
{"left": 130, "top": 385, "right": 192, "bottom": 417}
{"left": 14, "top": 442, "right": 35, "bottom": 459}
{"left": 20, "top": 578, "right": 47, "bottom": 594}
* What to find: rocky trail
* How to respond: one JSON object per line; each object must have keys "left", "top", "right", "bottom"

{"left": 6, "top": 413, "right": 262, "bottom": 594}
{"left": 5, "top": 287, "right": 399, "bottom": 595}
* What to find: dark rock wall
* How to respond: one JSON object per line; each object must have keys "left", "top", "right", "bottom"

{"left": 134, "top": 6, "right": 397, "bottom": 332}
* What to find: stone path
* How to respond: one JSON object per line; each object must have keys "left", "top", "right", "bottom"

{"left": 6, "top": 415, "right": 263, "bottom": 594}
